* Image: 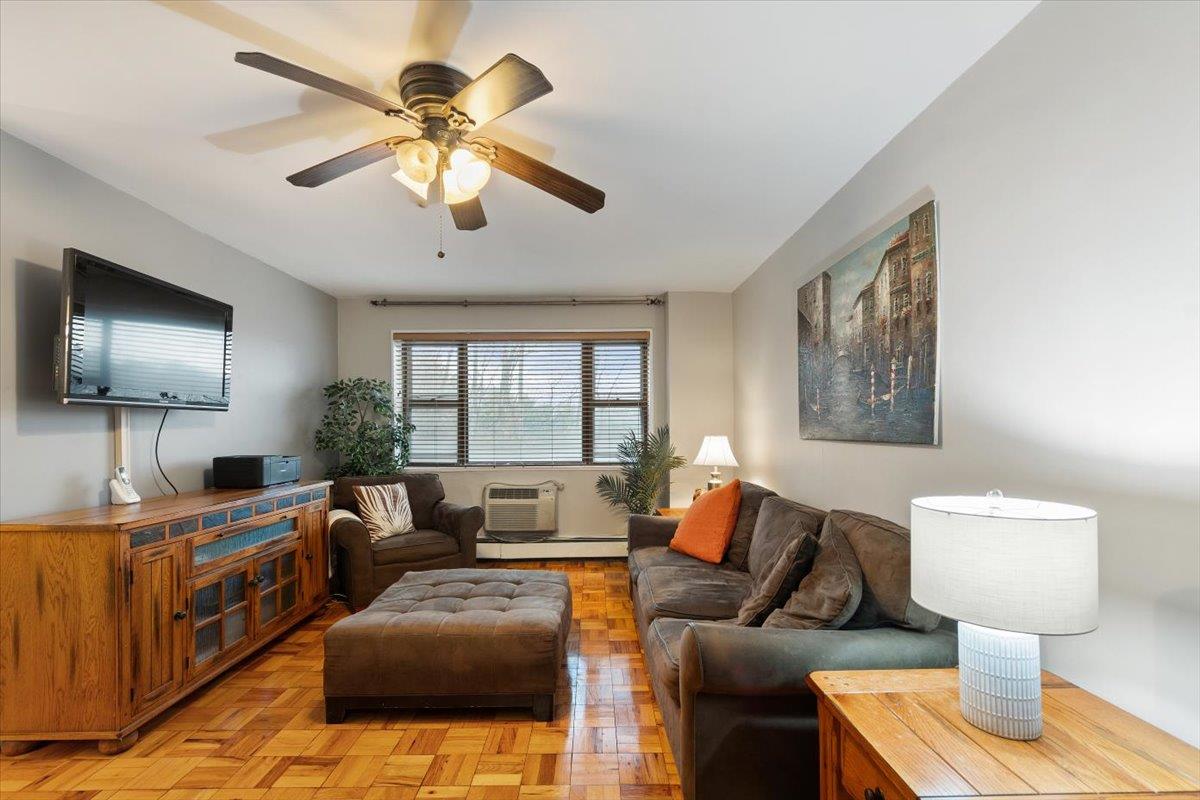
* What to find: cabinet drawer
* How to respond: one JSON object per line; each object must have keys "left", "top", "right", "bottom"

{"left": 189, "top": 512, "right": 300, "bottom": 575}
{"left": 842, "top": 731, "right": 910, "bottom": 800}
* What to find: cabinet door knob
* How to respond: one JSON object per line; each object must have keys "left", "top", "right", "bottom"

{"left": 865, "top": 788, "right": 884, "bottom": 800}
{"left": 173, "top": 610, "right": 187, "bottom": 621}
{"left": 304, "top": 553, "right": 313, "bottom": 561}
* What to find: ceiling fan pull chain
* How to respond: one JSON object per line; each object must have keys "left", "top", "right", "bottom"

{"left": 437, "top": 208, "right": 446, "bottom": 259}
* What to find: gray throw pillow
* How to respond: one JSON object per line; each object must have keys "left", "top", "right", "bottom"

{"left": 734, "top": 528, "right": 818, "bottom": 626}
{"left": 832, "top": 510, "right": 941, "bottom": 632}
{"left": 763, "top": 516, "right": 862, "bottom": 630}
{"left": 723, "top": 482, "right": 779, "bottom": 571}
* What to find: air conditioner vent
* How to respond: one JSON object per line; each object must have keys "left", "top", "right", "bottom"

{"left": 484, "top": 481, "right": 559, "bottom": 533}
{"left": 488, "top": 487, "right": 539, "bottom": 500}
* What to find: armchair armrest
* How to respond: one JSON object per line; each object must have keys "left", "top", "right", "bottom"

{"left": 628, "top": 514, "right": 680, "bottom": 550}
{"left": 329, "top": 511, "right": 373, "bottom": 609}
{"left": 679, "top": 623, "right": 957, "bottom": 697}
{"left": 433, "top": 500, "right": 482, "bottom": 566}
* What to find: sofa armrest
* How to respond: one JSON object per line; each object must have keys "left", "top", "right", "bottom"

{"left": 433, "top": 500, "right": 482, "bottom": 566}
{"left": 680, "top": 623, "right": 957, "bottom": 697}
{"left": 329, "top": 511, "right": 373, "bottom": 609}
{"left": 628, "top": 514, "right": 680, "bottom": 550}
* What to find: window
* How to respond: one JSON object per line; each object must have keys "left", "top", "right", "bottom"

{"left": 394, "top": 332, "right": 649, "bottom": 466}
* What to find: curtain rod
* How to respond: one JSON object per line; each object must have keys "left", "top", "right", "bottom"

{"left": 370, "top": 296, "right": 665, "bottom": 308}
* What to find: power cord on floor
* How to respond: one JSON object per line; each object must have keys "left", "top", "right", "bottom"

{"left": 155, "top": 409, "right": 179, "bottom": 495}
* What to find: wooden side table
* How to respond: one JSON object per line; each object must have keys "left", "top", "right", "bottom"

{"left": 655, "top": 507, "right": 689, "bottom": 518}
{"left": 808, "top": 669, "right": 1199, "bottom": 800}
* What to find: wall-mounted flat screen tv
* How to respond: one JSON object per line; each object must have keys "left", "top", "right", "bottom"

{"left": 56, "top": 248, "right": 233, "bottom": 410}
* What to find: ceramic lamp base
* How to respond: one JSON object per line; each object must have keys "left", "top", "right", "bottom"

{"left": 957, "top": 621, "right": 1043, "bottom": 740}
{"left": 706, "top": 469, "right": 723, "bottom": 491}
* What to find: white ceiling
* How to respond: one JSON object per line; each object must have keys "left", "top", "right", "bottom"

{"left": 0, "top": 1, "right": 1035, "bottom": 298}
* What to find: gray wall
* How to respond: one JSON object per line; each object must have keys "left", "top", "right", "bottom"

{"left": 732, "top": 0, "right": 1199, "bottom": 743}
{"left": 337, "top": 298, "right": 667, "bottom": 537}
{"left": 665, "top": 292, "right": 737, "bottom": 505}
{"left": 0, "top": 131, "right": 338, "bottom": 519}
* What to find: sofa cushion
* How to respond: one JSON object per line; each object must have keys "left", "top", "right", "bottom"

{"left": 628, "top": 545, "right": 718, "bottom": 586}
{"left": 724, "top": 482, "right": 779, "bottom": 572}
{"left": 745, "top": 497, "right": 826, "bottom": 583}
{"left": 832, "top": 510, "right": 941, "bottom": 632}
{"left": 334, "top": 473, "right": 445, "bottom": 529}
{"left": 763, "top": 515, "right": 862, "bottom": 630}
{"left": 734, "top": 528, "right": 819, "bottom": 626}
{"left": 371, "top": 529, "right": 459, "bottom": 565}
{"left": 636, "top": 566, "right": 752, "bottom": 626}
{"left": 669, "top": 480, "right": 742, "bottom": 564}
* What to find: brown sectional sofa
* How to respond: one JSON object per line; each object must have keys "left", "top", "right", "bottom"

{"left": 628, "top": 483, "right": 957, "bottom": 800}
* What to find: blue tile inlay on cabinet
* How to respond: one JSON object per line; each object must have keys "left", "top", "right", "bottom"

{"left": 170, "top": 518, "right": 199, "bottom": 538}
{"left": 202, "top": 511, "right": 229, "bottom": 529}
{"left": 130, "top": 526, "right": 166, "bottom": 548}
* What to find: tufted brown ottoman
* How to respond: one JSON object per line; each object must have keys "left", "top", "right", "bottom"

{"left": 323, "top": 568, "right": 572, "bottom": 722}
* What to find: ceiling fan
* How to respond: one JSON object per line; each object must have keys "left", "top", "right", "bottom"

{"left": 233, "top": 42, "right": 605, "bottom": 232}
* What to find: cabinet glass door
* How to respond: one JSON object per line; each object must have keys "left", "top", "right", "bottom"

{"left": 254, "top": 544, "right": 301, "bottom": 634}
{"left": 189, "top": 562, "right": 252, "bottom": 673}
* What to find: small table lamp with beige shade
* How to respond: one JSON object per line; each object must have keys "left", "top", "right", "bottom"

{"left": 910, "top": 491, "right": 1098, "bottom": 741}
{"left": 693, "top": 435, "right": 738, "bottom": 491}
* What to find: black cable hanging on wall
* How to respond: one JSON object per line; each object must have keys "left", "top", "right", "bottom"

{"left": 155, "top": 409, "right": 179, "bottom": 495}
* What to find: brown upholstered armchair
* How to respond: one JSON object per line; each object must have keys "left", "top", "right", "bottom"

{"left": 329, "top": 473, "right": 482, "bottom": 610}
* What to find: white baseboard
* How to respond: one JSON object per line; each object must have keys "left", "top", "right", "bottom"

{"left": 477, "top": 538, "right": 628, "bottom": 559}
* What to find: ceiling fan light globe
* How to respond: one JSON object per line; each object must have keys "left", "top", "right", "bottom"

{"left": 449, "top": 148, "right": 492, "bottom": 193}
{"left": 442, "top": 168, "right": 479, "bottom": 205}
{"left": 391, "top": 169, "right": 429, "bottom": 201}
{"left": 395, "top": 139, "right": 439, "bottom": 184}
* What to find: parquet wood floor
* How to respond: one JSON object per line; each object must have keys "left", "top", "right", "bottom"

{"left": 0, "top": 559, "right": 681, "bottom": 800}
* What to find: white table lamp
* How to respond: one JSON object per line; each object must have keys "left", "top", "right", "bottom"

{"left": 693, "top": 435, "right": 738, "bottom": 490}
{"left": 910, "top": 491, "right": 1098, "bottom": 740}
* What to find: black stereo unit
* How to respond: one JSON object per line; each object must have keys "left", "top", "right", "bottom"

{"left": 213, "top": 455, "right": 301, "bottom": 488}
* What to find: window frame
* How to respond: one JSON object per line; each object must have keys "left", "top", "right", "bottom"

{"left": 393, "top": 331, "right": 651, "bottom": 468}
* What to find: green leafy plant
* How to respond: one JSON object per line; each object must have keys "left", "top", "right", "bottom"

{"left": 314, "top": 378, "right": 414, "bottom": 478}
{"left": 595, "top": 425, "right": 687, "bottom": 515}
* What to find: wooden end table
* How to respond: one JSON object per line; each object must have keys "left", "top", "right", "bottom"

{"left": 655, "top": 507, "right": 689, "bottom": 518}
{"left": 808, "top": 668, "right": 1199, "bottom": 800}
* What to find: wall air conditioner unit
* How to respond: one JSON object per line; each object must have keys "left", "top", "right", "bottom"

{"left": 484, "top": 481, "right": 560, "bottom": 535}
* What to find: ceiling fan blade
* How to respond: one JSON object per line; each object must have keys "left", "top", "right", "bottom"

{"left": 405, "top": 0, "right": 472, "bottom": 63}
{"left": 449, "top": 196, "right": 487, "bottom": 230}
{"left": 475, "top": 137, "right": 604, "bottom": 213}
{"left": 444, "top": 54, "right": 552, "bottom": 129}
{"left": 287, "top": 136, "right": 409, "bottom": 187}
{"left": 236, "top": 52, "right": 403, "bottom": 115}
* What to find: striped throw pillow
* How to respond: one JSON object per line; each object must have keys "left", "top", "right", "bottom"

{"left": 352, "top": 482, "right": 416, "bottom": 542}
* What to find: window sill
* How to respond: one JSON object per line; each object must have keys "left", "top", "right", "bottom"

{"left": 407, "top": 465, "right": 622, "bottom": 473}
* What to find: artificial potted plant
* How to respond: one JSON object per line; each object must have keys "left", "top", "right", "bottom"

{"left": 314, "top": 377, "right": 414, "bottom": 478}
{"left": 595, "top": 425, "right": 687, "bottom": 516}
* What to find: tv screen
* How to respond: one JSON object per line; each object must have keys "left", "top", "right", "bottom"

{"left": 57, "top": 249, "right": 232, "bottom": 410}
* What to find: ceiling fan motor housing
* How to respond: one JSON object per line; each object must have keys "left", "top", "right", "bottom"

{"left": 399, "top": 62, "right": 472, "bottom": 119}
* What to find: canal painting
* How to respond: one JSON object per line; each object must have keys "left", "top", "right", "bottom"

{"left": 797, "top": 200, "right": 939, "bottom": 445}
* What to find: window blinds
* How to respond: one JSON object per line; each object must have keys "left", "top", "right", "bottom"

{"left": 393, "top": 332, "right": 649, "bottom": 466}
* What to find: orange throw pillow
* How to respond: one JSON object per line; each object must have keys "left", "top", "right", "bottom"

{"left": 669, "top": 479, "right": 743, "bottom": 564}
